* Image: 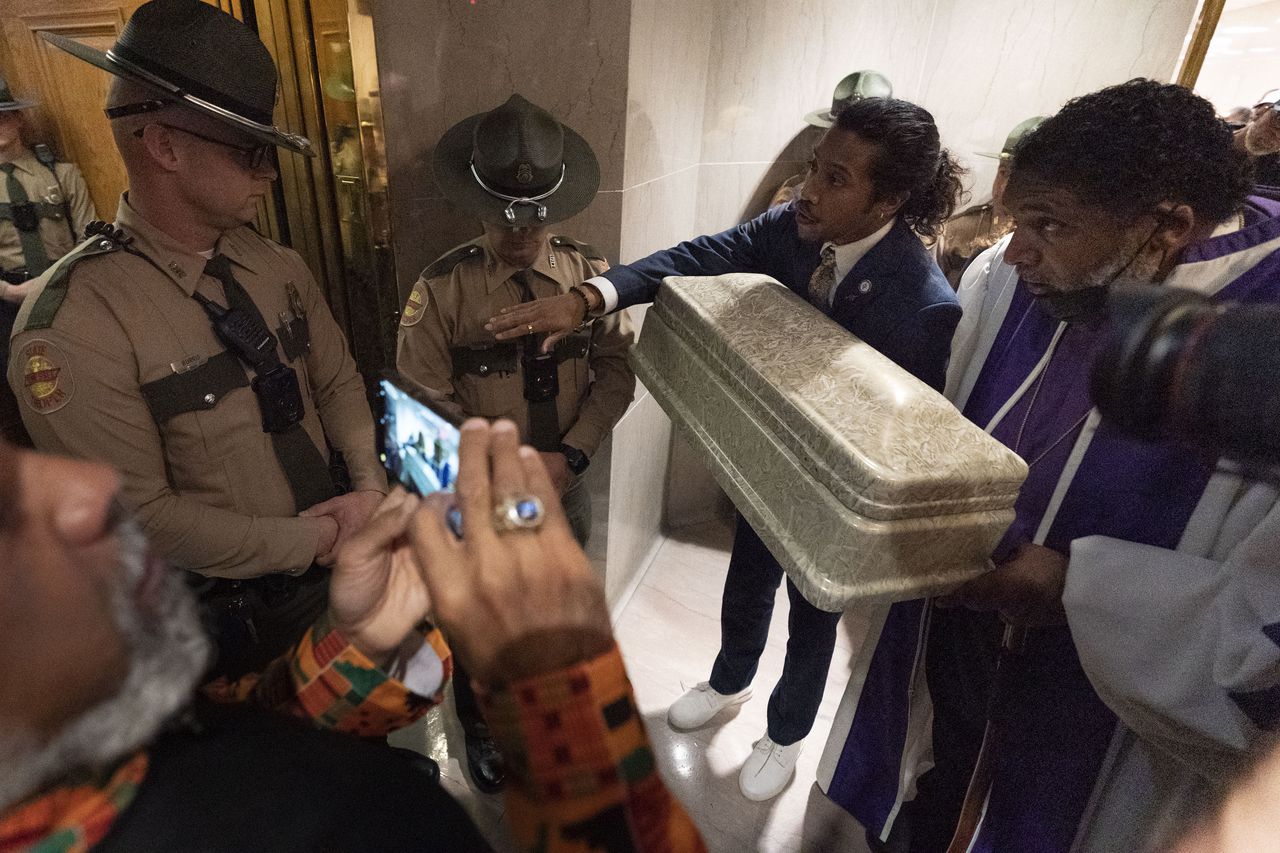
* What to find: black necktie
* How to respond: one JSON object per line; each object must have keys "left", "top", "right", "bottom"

{"left": 202, "top": 254, "right": 336, "bottom": 512}
{"left": 204, "top": 254, "right": 262, "bottom": 319}
{"left": 513, "top": 270, "right": 561, "bottom": 451}
{"left": 2, "top": 162, "right": 51, "bottom": 276}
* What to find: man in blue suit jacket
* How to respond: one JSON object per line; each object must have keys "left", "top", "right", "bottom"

{"left": 488, "top": 97, "right": 964, "bottom": 801}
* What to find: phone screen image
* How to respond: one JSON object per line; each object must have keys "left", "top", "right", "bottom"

{"left": 379, "top": 377, "right": 462, "bottom": 495}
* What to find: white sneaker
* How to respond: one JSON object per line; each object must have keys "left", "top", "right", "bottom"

{"left": 738, "top": 734, "right": 802, "bottom": 801}
{"left": 666, "top": 682, "right": 752, "bottom": 730}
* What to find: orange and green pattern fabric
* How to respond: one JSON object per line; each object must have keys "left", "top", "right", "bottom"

{"left": 0, "top": 753, "right": 148, "bottom": 853}
{"left": 485, "top": 644, "right": 707, "bottom": 853}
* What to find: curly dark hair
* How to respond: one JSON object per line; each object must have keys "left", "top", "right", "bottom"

{"left": 833, "top": 97, "right": 965, "bottom": 239}
{"left": 1009, "top": 78, "right": 1253, "bottom": 223}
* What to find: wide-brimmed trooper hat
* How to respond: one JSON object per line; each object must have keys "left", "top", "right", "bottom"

{"left": 434, "top": 94, "right": 600, "bottom": 228}
{"left": 0, "top": 75, "right": 36, "bottom": 112}
{"left": 978, "top": 115, "right": 1048, "bottom": 161}
{"left": 804, "top": 70, "right": 893, "bottom": 128}
{"left": 40, "top": 0, "right": 312, "bottom": 155}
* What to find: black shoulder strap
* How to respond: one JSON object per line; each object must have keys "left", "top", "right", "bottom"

{"left": 422, "top": 243, "right": 484, "bottom": 280}
{"left": 18, "top": 223, "right": 127, "bottom": 332}
{"left": 550, "top": 235, "right": 607, "bottom": 263}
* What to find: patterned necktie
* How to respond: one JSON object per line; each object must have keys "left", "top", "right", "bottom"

{"left": 2, "top": 162, "right": 51, "bottom": 275}
{"left": 807, "top": 244, "right": 837, "bottom": 310}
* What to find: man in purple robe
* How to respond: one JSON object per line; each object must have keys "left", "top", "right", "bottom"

{"left": 817, "top": 79, "right": 1280, "bottom": 853}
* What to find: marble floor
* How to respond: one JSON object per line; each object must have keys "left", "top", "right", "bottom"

{"left": 389, "top": 517, "right": 876, "bottom": 852}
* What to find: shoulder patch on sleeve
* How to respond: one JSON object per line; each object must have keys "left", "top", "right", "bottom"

{"left": 400, "top": 283, "right": 429, "bottom": 327}
{"left": 17, "top": 338, "right": 74, "bottom": 414}
{"left": 549, "top": 235, "right": 607, "bottom": 263}
{"left": 18, "top": 231, "right": 124, "bottom": 333}
{"left": 422, "top": 243, "right": 484, "bottom": 281}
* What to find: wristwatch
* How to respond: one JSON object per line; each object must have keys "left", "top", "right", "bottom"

{"left": 560, "top": 443, "right": 590, "bottom": 476}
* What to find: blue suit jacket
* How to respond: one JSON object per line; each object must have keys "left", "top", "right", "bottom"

{"left": 603, "top": 203, "right": 961, "bottom": 390}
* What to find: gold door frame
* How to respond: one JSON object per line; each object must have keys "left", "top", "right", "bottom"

{"left": 1174, "top": 0, "right": 1227, "bottom": 88}
{"left": 251, "top": 0, "right": 400, "bottom": 377}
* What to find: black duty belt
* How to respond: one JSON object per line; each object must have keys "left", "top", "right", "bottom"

{"left": 1, "top": 267, "right": 30, "bottom": 285}
{"left": 449, "top": 334, "right": 590, "bottom": 380}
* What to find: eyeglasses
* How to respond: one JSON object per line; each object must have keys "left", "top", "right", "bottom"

{"left": 131, "top": 122, "right": 277, "bottom": 171}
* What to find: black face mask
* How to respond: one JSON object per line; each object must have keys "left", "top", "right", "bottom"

{"left": 1037, "top": 286, "right": 1111, "bottom": 322}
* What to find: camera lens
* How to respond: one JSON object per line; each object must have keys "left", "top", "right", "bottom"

{"left": 1094, "top": 285, "right": 1280, "bottom": 467}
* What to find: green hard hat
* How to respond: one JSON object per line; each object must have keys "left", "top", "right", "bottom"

{"left": 804, "top": 70, "right": 893, "bottom": 128}
{"left": 978, "top": 115, "right": 1049, "bottom": 160}
{"left": 0, "top": 74, "right": 36, "bottom": 112}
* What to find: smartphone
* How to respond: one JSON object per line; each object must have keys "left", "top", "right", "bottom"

{"left": 378, "top": 372, "right": 462, "bottom": 496}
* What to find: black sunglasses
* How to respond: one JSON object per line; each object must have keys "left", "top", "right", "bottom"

{"left": 129, "top": 120, "right": 276, "bottom": 171}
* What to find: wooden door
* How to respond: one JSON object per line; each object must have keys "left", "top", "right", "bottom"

{"left": 0, "top": 0, "right": 241, "bottom": 219}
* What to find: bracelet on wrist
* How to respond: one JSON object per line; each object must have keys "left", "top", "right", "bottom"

{"left": 568, "top": 286, "right": 590, "bottom": 326}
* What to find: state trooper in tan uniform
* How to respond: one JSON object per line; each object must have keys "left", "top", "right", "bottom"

{"left": 932, "top": 116, "right": 1047, "bottom": 287}
{"left": 0, "top": 75, "right": 96, "bottom": 444}
{"left": 397, "top": 94, "right": 635, "bottom": 794}
{"left": 9, "top": 0, "right": 386, "bottom": 678}
{"left": 398, "top": 95, "right": 634, "bottom": 547}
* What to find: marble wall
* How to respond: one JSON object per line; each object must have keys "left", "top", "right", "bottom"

{"left": 691, "top": 0, "right": 1200, "bottom": 231}
{"left": 918, "top": 0, "right": 1201, "bottom": 207}
{"left": 370, "top": 0, "right": 630, "bottom": 303}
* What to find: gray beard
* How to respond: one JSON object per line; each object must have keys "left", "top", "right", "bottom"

{"left": 0, "top": 521, "right": 211, "bottom": 811}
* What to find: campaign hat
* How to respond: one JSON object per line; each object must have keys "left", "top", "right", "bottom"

{"left": 804, "top": 70, "right": 893, "bottom": 127}
{"left": 977, "top": 115, "right": 1049, "bottom": 160}
{"left": 41, "top": 0, "right": 312, "bottom": 155}
{"left": 0, "top": 75, "right": 36, "bottom": 112}
{"left": 434, "top": 94, "right": 600, "bottom": 227}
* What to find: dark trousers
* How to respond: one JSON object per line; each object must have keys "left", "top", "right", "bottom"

{"left": 708, "top": 514, "right": 843, "bottom": 746}
{"left": 874, "top": 606, "right": 1003, "bottom": 853}
{"left": 0, "top": 297, "right": 31, "bottom": 446}
{"left": 452, "top": 662, "right": 488, "bottom": 738}
{"left": 194, "top": 567, "right": 332, "bottom": 680}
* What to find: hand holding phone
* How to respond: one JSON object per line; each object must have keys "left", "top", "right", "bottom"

{"left": 380, "top": 373, "right": 465, "bottom": 536}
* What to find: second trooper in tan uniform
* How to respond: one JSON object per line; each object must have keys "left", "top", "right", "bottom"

{"left": 397, "top": 94, "right": 635, "bottom": 795}
{"left": 0, "top": 75, "right": 96, "bottom": 444}
{"left": 932, "top": 115, "right": 1047, "bottom": 287}
{"left": 12, "top": 0, "right": 386, "bottom": 679}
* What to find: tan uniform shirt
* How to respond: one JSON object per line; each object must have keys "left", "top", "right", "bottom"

{"left": 0, "top": 151, "right": 96, "bottom": 273}
{"left": 396, "top": 235, "right": 635, "bottom": 458}
{"left": 932, "top": 202, "right": 1011, "bottom": 289}
{"left": 8, "top": 195, "right": 385, "bottom": 578}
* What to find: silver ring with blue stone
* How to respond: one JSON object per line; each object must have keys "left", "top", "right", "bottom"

{"left": 492, "top": 495, "right": 545, "bottom": 532}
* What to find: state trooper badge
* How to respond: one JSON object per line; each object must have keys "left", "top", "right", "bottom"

{"left": 19, "top": 339, "right": 74, "bottom": 414}
{"left": 516, "top": 162, "right": 534, "bottom": 185}
{"left": 400, "top": 285, "right": 427, "bottom": 327}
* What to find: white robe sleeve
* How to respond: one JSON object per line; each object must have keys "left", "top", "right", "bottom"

{"left": 944, "top": 235, "right": 1019, "bottom": 408}
{"left": 1064, "top": 475, "right": 1280, "bottom": 781}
